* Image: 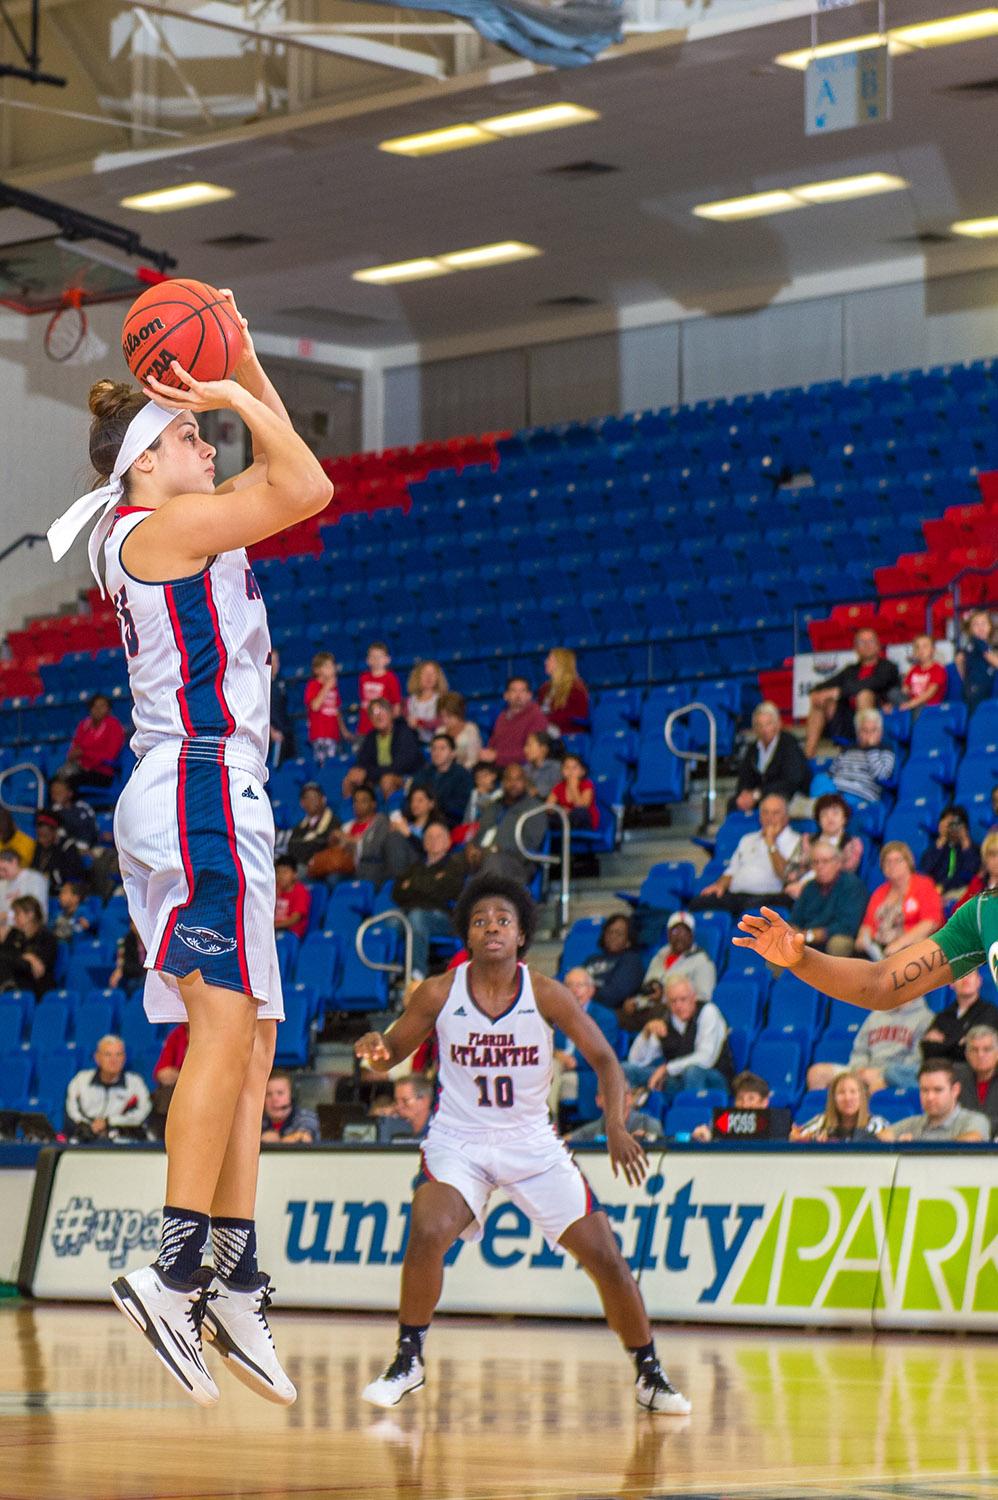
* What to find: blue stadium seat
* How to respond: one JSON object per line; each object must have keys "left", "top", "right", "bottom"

{"left": 74, "top": 998, "right": 115, "bottom": 1055}
{"left": 749, "top": 1035, "right": 803, "bottom": 1095}
{"left": 966, "top": 700, "right": 998, "bottom": 753}
{"left": 767, "top": 975, "right": 825, "bottom": 1034}
{"left": 334, "top": 926, "right": 393, "bottom": 1011}
{"left": 909, "top": 703, "right": 967, "bottom": 753}
{"left": 794, "top": 1088, "right": 829, "bottom": 1124}
{"left": 274, "top": 984, "right": 314, "bottom": 1069}
{"left": 641, "top": 860, "right": 696, "bottom": 903}
{"left": 869, "top": 1088, "right": 921, "bottom": 1124}
{"left": 712, "top": 980, "right": 762, "bottom": 1033}
{"left": 813, "top": 1026, "right": 859, "bottom": 1065}
{"left": 726, "top": 1026, "right": 754, "bottom": 1073}
{"left": 664, "top": 1101, "right": 714, "bottom": 1137}
{"left": 294, "top": 932, "right": 341, "bottom": 1004}
{"left": 632, "top": 733, "right": 685, "bottom": 804}
{"left": 31, "top": 1051, "right": 79, "bottom": 1127}
{"left": 29, "top": 1003, "right": 70, "bottom": 1054}
{"left": 326, "top": 881, "right": 376, "bottom": 921}
{"left": 558, "top": 917, "right": 604, "bottom": 977}
{"left": 0, "top": 1052, "right": 32, "bottom": 1110}
{"left": 274, "top": 929, "right": 300, "bottom": 982}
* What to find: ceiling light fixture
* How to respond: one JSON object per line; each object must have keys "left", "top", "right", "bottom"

{"left": 119, "top": 182, "right": 235, "bottom": 212}
{"left": 775, "top": 7, "right": 998, "bottom": 67}
{"left": 379, "top": 103, "right": 599, "bottom": 156}
{"left": 694, "top": 173, "right": 908, "bottom": 220}
{"left": 354, "top": 241, "right": 542, "bottom": 283}
{"left": 950, "top": 214, "right": 998, "bottom": 236}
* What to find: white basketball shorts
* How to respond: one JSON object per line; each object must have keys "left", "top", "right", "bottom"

{"left": 419, "top": 1124, "right": 598, "bottom": 1249}
{"left": 114, "top": 737, "right": 284, "bottom": 1023}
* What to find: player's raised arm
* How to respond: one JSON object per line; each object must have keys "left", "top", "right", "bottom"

{"left": 212, "top": 289, "right": 294, "bottom": 494}
{"left": 534, "top": 972, "right": 648, "bottom": 1187}
{"left": 355, "top": 973, "right": 450, "bottom": 1073}
{"left": 733, "top": 905, "right": 957, "bottom": 1011}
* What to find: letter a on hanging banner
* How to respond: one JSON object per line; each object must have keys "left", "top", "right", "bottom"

{"left": 805, "top": 44, "right": 891, "bottom": 135}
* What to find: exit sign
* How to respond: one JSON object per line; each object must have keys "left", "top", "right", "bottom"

{"left": 805, "top": 44, "right": 891, "bottom": 135}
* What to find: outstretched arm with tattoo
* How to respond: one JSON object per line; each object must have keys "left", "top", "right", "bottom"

{"left": 733, "top": 906, "right": 954, "bottom": 1011}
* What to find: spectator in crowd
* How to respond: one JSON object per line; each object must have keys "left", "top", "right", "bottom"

{"left": 919, "top": 805, "right": 980, "bottom": 905}
{"left": 954, "top": 1025, "right": 998, "bottom": 1138}
{"left": 482, "top": 677, "right": 549, "bottom": 768}
{"left": 153, "top": 1022, "right": 189, "bottom": 1088}
{"left": 108, "top": 920, "right": 147, "bottom": 991}
{"left": 406, "top": 660, "right": 448, "bottom": 745}
{"left": 61, "top": 692, "right": 126, "bottom": 792}
{"left": 0, "top": 808, "right": 34, "bottom": 868}
{"left": 389, "top": 1075, "right": 434, "bottom": 1140}
{"left": 412, "top": 733, "right": 474, "bottom": 828}
{"left": 729, "top": 702, "right": 810, "bottom": 813}
{"left": 792, "top": 1070, "right": 889, "bottom": 1141}
{"left": 523, "top": 730, "right": 561, "bottom": 800}
{"left": 0, "top": 895, "right": 57, "bottom": 997}
{"left": 691, "top": 1070, "right": 772, "bottom": 1141}
{"left": 856, "top": 841, "right": 944, "bottom": 961}
{"left": 823, "top": 709, "right": 896, "bottom": 805}
{"left": 787, "top": 840, "right": 868, "bottom": 956}
{"left": 304, "top": 651, "right": 347, "bottom": 766}
{"left": 439, "top": 691, "right": 483, "bottom": 771}
{"left": 392, "top": 819, "right": 466, "bottom": 980}
{"left": 784, "top": 794, "right": 864, "bottom": 901}
{"left": 65, "top": 1034, "right": 152, "bottom": 1140}
{"left": 52, "top": 881, "right": 92, "bottom": 944}
{"left": 47, "top": 775, "right": 98, "bottom": 855}
{"left": 274, "top": 855, "right": 311, "bottom": 936}
{"left": 357, "top": 641, "right": 402, "bottom": 734}
{"left": 566, "top": 1084, "right": 661, "bottom": 1145}
{"left": 623, "top": 972, "right": 734, "bottom": 1103}
{"left": 344, "top": 697, "right": 424, "bottom": 801}
{"left": 692, "top": 794, "right": 800, "bottom": 916}
{"left": 881, "top": 1059, "right": 989, "bottom": 1141}
{"left": 808, "top": 992, "right": 934, "bottom": 1094}
{"left": 288, "top": 782, "right": 340, "bottom": 871}
{"left": 462, "top": 761, "right": 501, "bottom": 826}
{"left": 548, "top": 752, "right": 599, "bottom": 831}
{"left": 390, "top": 786, "right": 439, "bottom": 852}
{"left": 957, "top": 829, "right": 998, "bottom": 909}
{"left": 261, "top": 1069, "right": 319, "bottom": 1144}
{"left": 537, "top": 648, "right": 590, "bottom": 736}
{"left": 804, "top": 628, "right": 900, "bottom": 757}
{"left": 583, "top": 914, "right": 647, "bottom": 1011}
{"left": 464, "top": 763, "right": 545, "bottom": 885}
{"left": 550, "top": 966, "right": 595, "bottom": 1118}
{"left": 31, "top": 811, "right": 87, "bottom": 894}
{"left": 921, "top": 969, "right": 998, "bottom": 1064}
{"left": 621, "top": 912, "right": 716, "bottom": 1031}
{"left": 269, "top": 647, "right": 296, "bottom": 768}
{"left": 894, "top": 634, "right": 948, "bottom": 715}
{"left": 955, "top": 609, "right": 998, "bottom": 717}
{"left": 0, "top": 847, "right": 48, "bottom": 925}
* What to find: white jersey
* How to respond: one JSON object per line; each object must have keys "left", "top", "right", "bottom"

{"left": 430, "top": 962, "right": 554, "bottom": 1140}
{"left": 103, "top": 507, "right": 271, "bottom": 771}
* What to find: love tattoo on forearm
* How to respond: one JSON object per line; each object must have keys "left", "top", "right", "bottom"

{"left": 889, "top": 946, "right": 947, "bottom": 992}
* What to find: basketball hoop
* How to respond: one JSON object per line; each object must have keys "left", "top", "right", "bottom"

{"left": 44, "top": 286, "right": 88, "bottom": 362}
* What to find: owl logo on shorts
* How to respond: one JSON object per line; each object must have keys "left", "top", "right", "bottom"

{"left": 176, "top": 923, "right": 238, "bottom": 957}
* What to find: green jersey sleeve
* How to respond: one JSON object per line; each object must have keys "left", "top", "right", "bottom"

{"left": 933, "top": 896, "right": 985, "bottom": 979}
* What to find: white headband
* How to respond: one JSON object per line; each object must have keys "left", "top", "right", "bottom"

{"left": 47, "top": 399, "right": 178, "bottom": 595}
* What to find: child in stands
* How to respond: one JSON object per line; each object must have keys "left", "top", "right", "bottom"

{"left": 304, "top": 652, "right": 347, "bottom": 765}
{"left": 358, "top": 641, "right": 402, "bottom": 734}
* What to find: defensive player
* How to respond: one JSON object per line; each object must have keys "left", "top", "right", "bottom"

{"left": 47, "top": 297, "right": 332, "bottom": 1407}
{"left": 355, "top": 873, "right": 691, "bottom": 1415}
{"left": 734, "top": 891, "right": 996, "bottom": 1009}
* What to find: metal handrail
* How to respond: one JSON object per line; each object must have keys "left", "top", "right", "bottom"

{"left": 514, "top": 803, "right": 571, "bottom": 937}
{"left": 355, "top": 909, "right": 413, "bottom": 992}
{"left": 664, "top": 703, "right": 717, "bottom": 829}
{"left": 0, "top": 532, "right": 45, "bottom": 569}
{"left": 0, "top": 762, "right": 46, "bottom": 816}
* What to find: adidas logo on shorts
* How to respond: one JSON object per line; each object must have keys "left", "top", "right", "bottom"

{"left": 241, "top": 785, "right": 259, "bottom": 800}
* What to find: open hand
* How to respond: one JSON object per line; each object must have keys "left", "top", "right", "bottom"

{"left": 143, "top": 360, "right": 244, "bottom": 413}
{"left": 607, "top": 1123, "right": 648, "bottom": 1188}
{"left": 732, "top": 906, "right": 806, "bottom": 969}
{"left": 355, "top": 1031, "right": 391, "bottom": 1068}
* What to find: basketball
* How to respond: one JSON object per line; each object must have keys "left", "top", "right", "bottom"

{"left": 121, "top": 278, "right": 243, "bottom": 388}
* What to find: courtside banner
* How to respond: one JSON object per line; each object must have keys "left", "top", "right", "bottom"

{"left": 26, "top": 1146, "right": 998, "bottom": 1331}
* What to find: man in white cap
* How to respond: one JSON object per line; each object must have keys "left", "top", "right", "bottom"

{"left": 618, "top": 910, "right": 716, "bottom": 1032}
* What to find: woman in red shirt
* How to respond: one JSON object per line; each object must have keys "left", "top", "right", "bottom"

{"left": 856, "top": 840, "right": 943, "bottom": 959}
{"left": 538, "top": 647, "right": 590, "bottom": 736}
{"left": 63, "top": 692, "right": 125, "bottom": 791}
{"left": 548, "top": 752, "right": 599, "bottom": 831}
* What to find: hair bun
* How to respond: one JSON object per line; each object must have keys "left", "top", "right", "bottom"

{"left": 88, "top": 379, "right": 137, "bottom": 420}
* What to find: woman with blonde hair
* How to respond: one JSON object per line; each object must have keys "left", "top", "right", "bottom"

{"left": 794, "top": 1070, "right": 888, "bottom": 1141}
{"left": 956, "top": 829, "right": 998, "bottom": 909}
{"left": 856, "top": 840, "right": 943, "bottom": 959}
{"left": 406, "top": 659, "right": 449, "bottom": 745}
{"left": 538, "top": 647, "right": 590, "bottom": 736}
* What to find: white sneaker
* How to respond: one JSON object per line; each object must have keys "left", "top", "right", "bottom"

{"left": 362, "top": 1346, "right": 425, "bottom": 1409}
{"left": 635, "top": 1364, "right": 692, "bottom": 1415}
{"left": 110, "top": 1264, "right": 219, "bottom": 1408}
{"left": 201, "top": 1273, "right": 297, "bottom": 1406}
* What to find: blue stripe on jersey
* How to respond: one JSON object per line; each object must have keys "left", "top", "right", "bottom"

{"left": 164, "top": 571, "right": 236, "bottom": 739}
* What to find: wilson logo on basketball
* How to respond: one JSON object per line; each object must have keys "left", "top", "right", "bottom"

{"left": 175, "top": 922, "right": 238, "bottom": 956}
{"left": 121, "top": 318, "right": 165, "bottom": 358}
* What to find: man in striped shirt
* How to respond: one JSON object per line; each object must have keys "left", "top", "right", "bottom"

{"left": 830, "top": 708, "right": 896, "bottom": 804}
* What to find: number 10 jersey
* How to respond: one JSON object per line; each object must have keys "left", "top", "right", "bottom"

{"left": 430, "top": 962, "right": 554, "bottom": 1140}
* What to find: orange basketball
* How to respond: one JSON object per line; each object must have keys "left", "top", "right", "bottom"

{"left": 121, "top": 278, "right": 243, "bottom": 388}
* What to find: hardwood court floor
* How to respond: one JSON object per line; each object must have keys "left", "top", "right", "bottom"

{"left": 0, "top": 1303, "right": 996, "bottom": 1500}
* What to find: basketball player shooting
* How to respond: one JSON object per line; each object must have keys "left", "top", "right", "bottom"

{"left": 46, "top": 291, "right": 332, "bottom": 1408}
{"left": 354, "top": 873, "right": 692, "bottom": 1415}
